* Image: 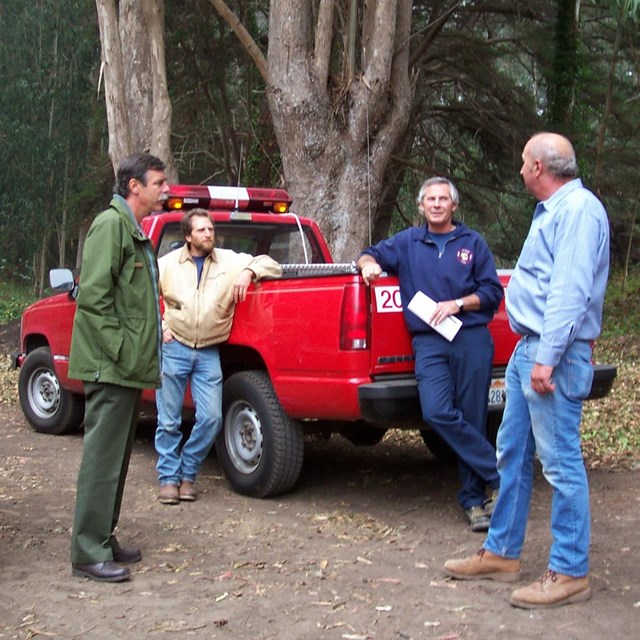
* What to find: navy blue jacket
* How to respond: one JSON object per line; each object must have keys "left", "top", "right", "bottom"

{"left": 360, "top": 222, "right": 503, "bottom": 335}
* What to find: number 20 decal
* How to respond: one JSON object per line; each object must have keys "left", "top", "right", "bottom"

{"left": 374, "top": 286, "right": 403, "bottom": 313}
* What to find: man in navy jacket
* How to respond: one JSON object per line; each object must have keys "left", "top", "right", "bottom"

{"left": 357, "top": 177, "right": 503, "bottom": 531}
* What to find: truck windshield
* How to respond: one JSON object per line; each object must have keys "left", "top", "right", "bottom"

{"left": 156, "top": 221, "right": 325, "bottom": 264}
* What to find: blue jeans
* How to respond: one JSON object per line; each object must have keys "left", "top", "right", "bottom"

{"left": 155, "top": 339, "right": 223, "bottom": 485}
{"left": 484, "top": 336, "right": 594, "bottom": 577}
{"left": 413, "top": 326, "right": 499, "bottom": 510}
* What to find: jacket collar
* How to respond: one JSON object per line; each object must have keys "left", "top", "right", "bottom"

{"left": 109, "top": 195, "right": 148, "bottom": 240}
{"left": 178, "top": 242, "right": 218, "bottom": 264}
{"left": 418, "top": 220, "right": 467, "bottom": 242}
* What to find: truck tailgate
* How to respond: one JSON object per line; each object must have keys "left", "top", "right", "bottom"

{"left": 368, "top": 278, "right": 415, "bottom": 377}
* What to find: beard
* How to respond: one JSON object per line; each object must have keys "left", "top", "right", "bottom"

{"left": 190, "top": 238, "right": 214, "bottom": 256}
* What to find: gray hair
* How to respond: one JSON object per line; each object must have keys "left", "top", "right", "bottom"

{"left": 528, "top": 134, "right": 578, "bottom": 179}
{"left": 416, "top": 177, "right": 460, "bottom": 207}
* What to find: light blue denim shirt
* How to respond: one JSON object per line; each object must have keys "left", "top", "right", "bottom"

{"left": 506, "top": 179, "right": 610, "bottom": 367}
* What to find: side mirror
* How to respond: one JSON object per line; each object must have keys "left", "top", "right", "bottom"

{"left": 49, "top": 268, "right": 75, "bottom": 292}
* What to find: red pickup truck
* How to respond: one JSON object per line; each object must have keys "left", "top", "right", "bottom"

{"left": 14, "top": 185, "right": 617, "bottom": 498}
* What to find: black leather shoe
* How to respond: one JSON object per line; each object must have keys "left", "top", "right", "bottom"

{"left": 109, "top": 535, "right": 142, "bottom": 564}
{"left": 72, "top": 561, "right": 131, "bottom": 582}
{"left": 113, "top": 546, "right": 142, "bottom": 564}
{"left": 111, "top": 538, "right": 142, "bottom": 564}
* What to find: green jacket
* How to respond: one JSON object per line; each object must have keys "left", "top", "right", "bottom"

{"left": 68, "top": 196, "right": 161, "bottom": 388}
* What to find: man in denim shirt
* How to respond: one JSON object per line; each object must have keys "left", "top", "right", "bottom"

{"left": 444, "top": 133, "right": 610, "bottom": 609}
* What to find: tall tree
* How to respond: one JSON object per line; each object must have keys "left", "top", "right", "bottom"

{"left": 547, "top": 0, "right": 579, "bottom": 129}
{"left": 211, "top": 0, "right": 413, "bottom": 260}
{"left": 95, "top": 0, "right": 176, "bottom": 178}
{"left": 2, "top": 0, "right": 639, "bottom": 282}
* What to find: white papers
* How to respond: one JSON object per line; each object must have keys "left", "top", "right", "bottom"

{"left": 407, "top": 291, "right": 462, "bottom": 342}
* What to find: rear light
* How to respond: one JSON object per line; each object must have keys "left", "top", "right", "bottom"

{"left": 340, "top": 283, "right": 369, "bottom": 350}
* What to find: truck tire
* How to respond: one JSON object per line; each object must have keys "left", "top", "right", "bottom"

{"left": 18, "top": 347, "right": 84, "bottom": 435}
{"left": 217, "top": 370, "right": 304, "bottom": 498}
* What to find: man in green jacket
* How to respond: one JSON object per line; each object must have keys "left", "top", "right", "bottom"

{"left": 69, "top": 153, "right": 169, "bottom": 582}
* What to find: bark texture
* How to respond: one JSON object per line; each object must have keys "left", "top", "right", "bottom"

{"left": 265, "top": 0, "right": 413, "bottom": 261}
{"left": 95, "top": 0, "right": 175, "bottom": 179}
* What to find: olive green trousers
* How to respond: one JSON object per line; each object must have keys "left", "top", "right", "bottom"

{"left": 70, "top": 382, "right": 142, "bottom": 564}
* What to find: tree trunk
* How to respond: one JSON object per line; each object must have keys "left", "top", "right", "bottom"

{"left": 266, "top": 0, "right": 413, "bottom": 261}
{"left": 95, "top": 0, "right": 133, "bottom": 169}
{"left": 95, "top": 0, "right": 175, "bottom": 179}
{"left": 548, "top": 0, "right": 579, "bottom": 129}
{"left": 208, "top": 0, "right": 412, "bottom": 261}
{"left": 141, "top": 0, "right": 173, "bottom": 167}
{"left": 594, "top": 4, "right": 623, "bottom": 190}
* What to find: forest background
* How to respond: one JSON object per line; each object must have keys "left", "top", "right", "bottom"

{"left": 0, "top": 0, "right": 638, "bottom": 295}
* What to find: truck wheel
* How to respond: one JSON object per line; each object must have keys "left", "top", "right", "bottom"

{"left": 217, "top": 370, "right": 304, "bottom": 498}
{"left": 18, "top": 347, "right": 84, "bottom": 435}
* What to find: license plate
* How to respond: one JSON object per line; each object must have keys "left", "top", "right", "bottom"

{"left": 488, "top": 378, "right": 505, "bottom": 408}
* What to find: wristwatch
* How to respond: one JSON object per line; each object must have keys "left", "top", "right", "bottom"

{"left": 455, "top": 298, "right": 464, "bottom": 312}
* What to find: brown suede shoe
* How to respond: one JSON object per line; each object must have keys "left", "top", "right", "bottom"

{"left": 444, "top": 548, "right": 522, "bottom": 582}
{"left": 158, "top": 484, "right": 180, "bottom": 505}
{"left": 179, "top": 480, "right": 197, "bottom": 501}
{"left": 510, "top": 570, "right": 591, "bottom": 609}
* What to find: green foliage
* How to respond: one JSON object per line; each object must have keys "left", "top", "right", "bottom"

{"left": 547, "top": 0, "right": 580, "bottom": 130}
{"left": 165, "top": 0, "right": 279, "bottom": 186}
{"left": 0, "top": 0, "right": 106, "bottom": 283}
{"left": 0, "top": 279, "right": 37, "bottom": 324}
{"left": 402, "top": 0, "right": 640, "bottom": 266}
{"left": 600, "top": 267, "right": 640, "bottom": 337}
{"left": 617, "top": 0, "right": 640, "bottom": 19}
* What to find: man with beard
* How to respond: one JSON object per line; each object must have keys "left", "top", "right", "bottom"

{"left": 155, "top": 208, "right": 281, "bottom": 504}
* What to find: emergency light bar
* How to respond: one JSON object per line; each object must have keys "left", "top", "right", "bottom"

{"left": 166, "top": 185, "right": 292, "bottom": 214}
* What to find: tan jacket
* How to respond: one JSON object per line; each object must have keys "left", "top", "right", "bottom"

{"left": 159, "top": 244, "right": 281, "bottom": 348}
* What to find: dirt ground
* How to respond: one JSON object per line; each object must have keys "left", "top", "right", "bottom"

{"left": 1, "top": 322, "right": 639, "bottom": 639}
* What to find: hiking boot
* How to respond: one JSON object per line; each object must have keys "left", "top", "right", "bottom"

{"left": 510, "top": 570, "right": 591, "bottom": 609}
{"left": 465, "top": 505, "right": 490, "bottom": 532}
{"left": 158, "top": 484, "right": 180, "bottom": 505}
{"left": 483, "top": 489, "right": 499, "bottom": 517}
{"left": 179, "top": 480, "right": 197, "bottom": 501}
{"left": 444, "top": 548, "right": 522, "bottom": 582}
